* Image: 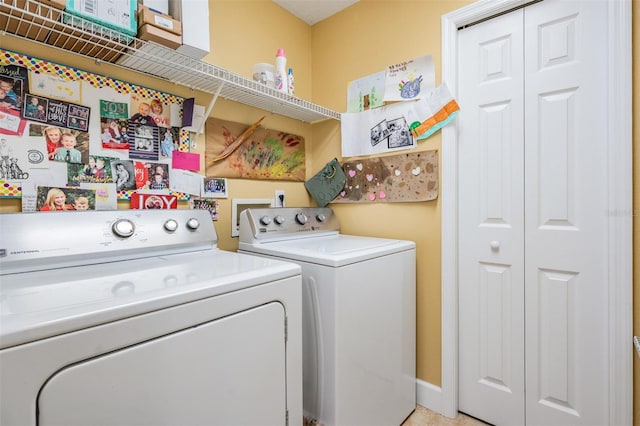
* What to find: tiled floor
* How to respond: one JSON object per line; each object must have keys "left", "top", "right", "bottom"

{"left": 304, "top": 405, "right": 489, "bottom": 426}
{"left": 402, "top": 405, "right": 489, "bottom": 426}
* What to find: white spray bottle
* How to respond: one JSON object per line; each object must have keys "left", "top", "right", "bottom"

{"left": 274, "top": 48, "right": 287, "bottom": 93}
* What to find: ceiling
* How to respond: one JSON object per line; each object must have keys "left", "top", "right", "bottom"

{"left": 272, "top": 0, "right": 359, "bottom": 25}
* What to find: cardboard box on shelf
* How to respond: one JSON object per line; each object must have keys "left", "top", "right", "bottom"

{"left": 168, "top": 0, "right": 209, "bottom": 59}
{"left": 137, "top": 23, "right": 181, "bottom": 49}
{"left": 138, "top": 5, "right": 181, "bottom": 36}
{"left": 0, "top": 0, "right": 65, "bottom": 42}
{"left": 139, "top": 0, "right": 168, "bottom": 15}
{"left": 65, "top": 0, "right": 138, "bottom": 36}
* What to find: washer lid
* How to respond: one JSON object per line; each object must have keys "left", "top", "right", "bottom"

{"left": 239, "top": 234, "right": 415, "bottom": 267}
{"left": 0, "top": 249, "right": 300, "bottom": 349}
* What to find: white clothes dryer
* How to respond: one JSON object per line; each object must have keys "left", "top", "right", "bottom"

{"left": 239, "top": 207, "right": 416, "bottom": 426}
{"left": 0, "top": 209, "right": 302, "bottom": 426}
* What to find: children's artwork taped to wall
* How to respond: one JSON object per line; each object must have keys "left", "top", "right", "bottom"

{"left": 384, "top": 54, "right": 435, "bottom": 102}
{"left": 331, "top": 151, "right": 438, "bottom": 204}
{"left": 205, "top": 117, "right": 305, "bottom": 181}
{"left": 341, "top": 101, "right": 417, "bottom": 157}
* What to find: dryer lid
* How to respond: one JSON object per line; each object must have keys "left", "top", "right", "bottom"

{"left": 0, "top": 249, "right": 300, "bottom": 349}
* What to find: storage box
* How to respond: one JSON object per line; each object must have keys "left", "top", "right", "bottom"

{"left": 65, "top": 0, "right": 138, "bottom": 36}
{"left": 168, "top": 0, "right": 209, "bottom": 59}
{"left": 0, "top": 0, "right": 65, "bottom": 42}
{"left": 138, "top": 5, "right": 180, "bottom": 35}
{"left": 140, "top": 0, "right": 168, "bottom": 15}
{"left": 137, "top": 23, "right": 181, "bottom": 49}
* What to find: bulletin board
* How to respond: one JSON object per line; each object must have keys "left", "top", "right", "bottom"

{"left": 0, "top": 49, "right": 198, "bottom": 212}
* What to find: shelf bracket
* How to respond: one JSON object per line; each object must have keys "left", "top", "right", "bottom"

{"left": 191, "top": 83, "right": 223, "bottom": 149}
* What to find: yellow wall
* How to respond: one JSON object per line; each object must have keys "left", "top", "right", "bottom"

{"left": 1, "top": 0, "right": 638, "bottom": 418}
{"left": 310, "top": 0, "right": 471, "bottom": 386}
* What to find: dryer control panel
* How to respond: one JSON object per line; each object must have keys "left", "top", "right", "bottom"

{"left": 239, "top": 207, "right": 340, "bottom": 243}
{"left": 0, "top": 209, "right": 217, "bottom": 275}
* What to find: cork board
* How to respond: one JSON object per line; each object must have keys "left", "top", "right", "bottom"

{"left": 333, "top": 151, "right": 438, "bottom": 203}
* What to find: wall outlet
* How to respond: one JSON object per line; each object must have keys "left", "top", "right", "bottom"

{"left": 275, "top": 190, "right": 285, "bottom": 208}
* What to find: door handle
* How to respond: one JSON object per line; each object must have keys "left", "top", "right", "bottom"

{"left": 490, "top": 240, "right": 500, "bottom": 251}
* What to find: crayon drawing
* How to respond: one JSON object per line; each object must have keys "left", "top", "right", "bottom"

{"left": 205, "top": 118, "right": 305, "bottom": 181}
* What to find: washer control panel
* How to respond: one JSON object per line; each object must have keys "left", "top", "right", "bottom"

{"left": 239, "top": 207, "right": 339, "bottom": 242}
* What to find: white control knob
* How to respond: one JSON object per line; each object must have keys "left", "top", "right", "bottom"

{"left": 260, "top": 216, "right": 272, "bottom": 225}
{"left": 274, "top": 215, "right": 285, "bottom": 225}
{"left": 490, "top": 240, "right": 500, "bottom": 250}
{"left": 164, "top": 219, "right": 178, "bottom": 232}
{"left": 316, "top": 214, "right": 326, "bottom": 222}
{"left": 186, "top": 218, "right": 200, "bottom": 230}
{"left": 295, "top": 213, "right": 308, "bottom": 225}
{"left": 112, "top": 219, "right": 135, "bottom": 238}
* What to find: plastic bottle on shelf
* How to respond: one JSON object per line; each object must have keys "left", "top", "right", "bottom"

{"left": 287, "top": 68, "right": 295, "bottom": 96}
{"left": 274, "top": 48, "right": 287, "bottom": 93}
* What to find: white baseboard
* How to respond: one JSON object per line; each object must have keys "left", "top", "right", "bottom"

{"left": 416, "top": 379, "right": 451, "bottom": 417}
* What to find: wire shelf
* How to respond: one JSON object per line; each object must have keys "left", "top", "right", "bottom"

{"left": 0, "top": 0, "right": 341, "bottom": 123}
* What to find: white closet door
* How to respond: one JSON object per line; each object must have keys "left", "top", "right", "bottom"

{"left": 458, "top": 1, "right": 610, "bottom": 425}
{"left": 458, "top": 9, "right": 525, "bottom": 426}
{"left": 523, "top": 1, "right": 608, "bottom": 424}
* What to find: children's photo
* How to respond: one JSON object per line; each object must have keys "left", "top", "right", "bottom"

{"left": 148, "top": 98, "right": 170, "bottom": 128}
{"left": 36, "top": 186, "right": 96, "bottom": 211}
{"left": 111, "top": 160, "right": 136, "bottom": 191}
{"left": 67, "top": 155, "right": 116, "bottom": 186}
{"left": 143, "top": 162, "right": 170, "bottom": 190}
{"left": 130, "top": 96, "right": 158, "bottom": 127}
{"left": 101, "top": 118, "right": 129, "bottom": 150}
{"left": 128, "top": 122, "right": 159, "bottom": 161}
{"left": 0, "top": 65, "right": 28, "bottom": 111}
{"left": 29, "top": 124, "right": 89, "bottom": 164}
{"left": 203, "top": 177, "right": 228, "bottom": 198}
{"left": 67, "top": 104, "right": 90, "bottom": 132}
{"left": 99, "top": 100, "right": 130, "bottom": 150}
{"left": 22, "top": 95, "right": 48, "bottom": 122}
{"left": 159, "top": 127, "right": 179, "bottom": 158}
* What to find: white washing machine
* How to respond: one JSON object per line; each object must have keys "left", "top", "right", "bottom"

{"left": 0, "top": 209, "right": 302, "bottom": 426}
{"left": 238, "top": 207, "right": 416, "bottom": 426}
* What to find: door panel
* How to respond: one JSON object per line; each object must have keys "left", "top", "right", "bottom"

{"left": 459, "top": 1, "right": 609, "bottom": 425}
{"left": 458, "top": 9, "right": 525, "bottom": 426}
{"left": 524, "top": 1, "right": 608, "bottom": 424}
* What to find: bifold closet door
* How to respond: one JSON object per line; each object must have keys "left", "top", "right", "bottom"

{"left": 458, "top": 1, "right": 609, "bottom": 425}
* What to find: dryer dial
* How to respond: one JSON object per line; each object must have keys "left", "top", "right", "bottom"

{"left": 186, "top": 218, "right": 200, "bottom": 230}
{"left": 112, "top": 219, "right": 135, "bottom": 238}
{"left": 164, "top": 219, "right": 178, "bottom": 232}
